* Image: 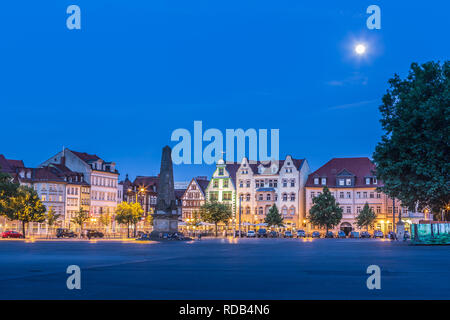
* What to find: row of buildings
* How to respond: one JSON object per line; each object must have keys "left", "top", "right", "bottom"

{"left": 0, "top": 148, "right": 429, "bottom": 235}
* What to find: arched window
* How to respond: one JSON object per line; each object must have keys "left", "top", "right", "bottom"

{"left": 282, "top": 206, "right": 288, "bottom": 215}
{"left": 282, "top": 193, "right": 288, "bottom": 201}
{"left": 258, "top": 207, "right": 264, "bottom": 215}
{"left": 290, "top": 193, "right": 296, "bottom": 201}
{"left": 290, "top": 207, "right": 295, "bottom": 215}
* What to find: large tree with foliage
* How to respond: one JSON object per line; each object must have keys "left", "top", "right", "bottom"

{"left": 7, "top": 186, "right": 46, "bottom": 238}
{"left": 71, "top": 208, "right": 89, "bottom": 237}
{"left": 308, "top": 186, "right": 343, "bottom": 234}
{"left": 130, "top": 202, "right": 144, "bottom": 237}
{"left": 356, "top": 203, "right": 377, "bottom": 231}
{"left": 373, "top": 61, "right": 449, "bottom": 218}
{"left": 115, "top": 202, "right": 134, "bottom": 237}
{"left": 45, "top": 206, "right": 61, "bottom": 238}
{"left": 98, "top": 212, "right": 112, "bottom": 234}
{"left": 264, "top": 204, "right": 284, "bottom": 228}
{"left": 200, "top": 201, "right": 232, "bottom": 236}
{"left": 0, "top": 171, "right": 19, "bottom": 218}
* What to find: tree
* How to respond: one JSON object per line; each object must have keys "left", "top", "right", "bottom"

{"left": 98, "top": 212, "right": 112, "bottom": 234}
{"left": 308, "top": 186, "right": 343, "bottom": 234}
{"left": 264, "top": 204, "right": 284, "bottom": 228}
{"left": 130, "top": 202, "right": 144, "bottom": 237}
{"left": 71, "top": 208, "right": 89, "bottom": 237}
{"left": 115, "top": 202, "right": 133, "bottom": 238}
{"left": 200, "top": 201, "right": 232, "bottom": 237}
{"left": 187, "top": 210, "right": 202, "bottom": 228}
{"left": 7, "top": 186, "right": 46, "bottom": 238}
{"left": 45, "top": 206, "right": 61, "bottom": 238}
{"left": 356, "top": 203, "right": 377, "bottom": 231}
{"left": 373, "top": 61, "right": 450, "bottom": 218}
{"left": 0, "top": 171, "right": 19, "bottom": 218}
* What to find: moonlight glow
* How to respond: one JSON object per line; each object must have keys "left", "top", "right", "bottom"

{"left": 355, "top": 44, "right": 367, "bottom": 55}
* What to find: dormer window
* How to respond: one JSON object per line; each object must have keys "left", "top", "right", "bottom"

{"left": 346, "top": 178, "right": 351, "bottom": 186}
{"left": 339, "top": 179, "right": 345, "bottom": 186}
{"left": 218, "top": 168, "right": 224, "bottom": 176}
{"left": 366, "top": 178, "right": 371, "bottom": 185}
{"left": 373, "top": 178, "right": 377, "bottom": 184}
{"left": 321, "top": 178, "right": 326, "bottom": 185}
{"left": 314, "top": 178, "right": 319, "bottom": 185}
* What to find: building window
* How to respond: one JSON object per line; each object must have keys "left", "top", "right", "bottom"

{"left": 239, "top": 180, "right": 243, "bottom": 188}
{"left": 290, "top": 207, "right": 295, "bottom": 215}
{"left": 373, "top": 178, "right": 377, "bottom": 184}
{"left": 370, "top": 192, "right": 374, "bottom": 198}
{"left": 213, "top": 180, "right": 219, "bottom": 188}
{"left": 282, "top": 193, "right": 288, "bottom": 201}
{"left": 321, "top": 178, "right": 326, "bottom": 185}
{"left": 376, "top": 193, "right": 381, "bottom": 199}
{"left": 339, "top": 179, "right": 345, "bottom": 186}
{"left": 356, "top": 192, "right": 361, "bottom": 198}
{"left": 339, "top": 192, "right": 344, "bottom": 199}
{"left": 346, "top": 178, "right": 351, "bottom": 186}
{"left": 282, "top": 207, "right": 288, "bottom": 215}
{"left": 346, "top": 207, "right": 351, "bottom": 214}
{"left": 290, "top": 193, "right": 296, "bottom": 201}
{"left": 258, "top": 194, "right": 263, "bottom": 201}
{"left": 357, "top": 206, "right": 361, "bottom": 213}
{"left": 258, "top": 207, "right": 264, "bottom": 215}
{"left": 266, "top": 194, "right": 271, "bottom": 201}
{"left": 346, "top": 192, "right": 351, "bottom": 198}
{"left": 246, "top": 180, "right": 250, "bottom": 188}
{"left": 223, "top": 180, "right": 229, "bottom": 188}
{"left": 311, "top": 192, "right": 315, "bottom": 199}
{"left": 376, "top": 206, "right": 381, "bottom": 214}
{"left": 363, "top": 192, "right": 368, "bottom": 198}
{"left": 223, "top": 192, "right": 232, "bottom": 201}
{"left": 291, "top": 179, "right": 295, "bottom": 187}
{"left": 314, "top": 178, "right": 319, "bottom": 185}
{"left": 246, "top": 194, "right": 250, "bottom": 201}
{"left": 218, "top": 168, "right": 224, "bottom": 176}
{"left": 366, "top": 178, "right": 371, "bottom": 185}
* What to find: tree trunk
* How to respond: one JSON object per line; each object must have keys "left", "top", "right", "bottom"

{"left": 134, "top": 223, "right": 137, "bottom": 238}
{"left": 215, "top": 223, "right": 218, "bottom": 237}
{"left": 22, "top": 221, "right": 26, "bottom": 239}
{"left": 127, "top": 224, "right": 130, "bottom": 238}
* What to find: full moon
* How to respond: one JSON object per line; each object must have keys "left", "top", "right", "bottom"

{"left": 355, "top": 44, "right": 366, "bottom": 55}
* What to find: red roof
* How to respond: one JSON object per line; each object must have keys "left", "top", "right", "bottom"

{"left": 0, "top": 154, "right": 25, "bottom": 174}
{"left": 70, "top": 150, "right": 100, "bottom": 162}
{"left": 305, "top": 157, "right": 380, "bottom": 188}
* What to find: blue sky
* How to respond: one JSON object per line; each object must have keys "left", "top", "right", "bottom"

{"left": 0, "top": 1, "right": 448, "bottom": 181}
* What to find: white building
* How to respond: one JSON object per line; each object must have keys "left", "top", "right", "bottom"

{"left": 40, "top": 149, "right": 119, "bottom": 222}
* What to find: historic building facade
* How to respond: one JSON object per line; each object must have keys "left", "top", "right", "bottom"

{"left": 305, "top": 157, "right": 426, "bottom": 235}
{"left": 234, "top": 156, "right": 310, "bottom": 229}
{"left": 205, "top": 159, "right": 237, "bottom": 214}
{"left": 181, "top": 176, "right": 209, "bottom": 221}
{"left": 40, "top": 149, "right": 119, "bottom": 224}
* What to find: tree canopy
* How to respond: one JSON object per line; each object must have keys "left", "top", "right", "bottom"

{"left": 7, "top": 186, "right": 46, "bottom": 238}
{"left": 308, "top": 186, "right": 343, "bottom": 233}
{"left": 356, "top": 203, "right": 377, "bottom": 231}
{"left": 200, "top": 201, "right": 232, "bottom": 236}
{"left": 373, "top": 61, "right": 449, "bottom": 215}
{"left": 264, "top": 204, "right": 284, "bottom": 228}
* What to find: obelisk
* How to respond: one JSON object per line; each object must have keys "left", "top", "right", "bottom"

{"left": 151, "top": 146, "right": 180, "bottom": 237}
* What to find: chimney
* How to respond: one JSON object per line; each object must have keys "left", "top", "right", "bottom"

{"left": 61, "top": 147, "right": 66, "bottom": 166}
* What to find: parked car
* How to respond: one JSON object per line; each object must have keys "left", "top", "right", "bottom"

{"left": 257, "top": 228, "right": 268, "bottom": 238}
{"left": 349, "top": 231, "right": 360, "bottom": 238}
{"left": 360, "top": 231, "right": 371, "bottom": 238}
{"left": 325, "top": 231, "right": 334, "bottom": 238}
{"left": 296, "top": 230, "right": 306, "bottom": 238}
{"left": 56, "top": 228, "right": 76, "bottom": 238}
{"left": 373, "top": 230, "right": 384, "bottom": 238}
{"left": 337, "top": 231, "right": 346, "bottom": 238}
{"left": 85, "top": 230, "right": 104, "bottom": 239}
{"left": 311, "top": 231, "right": 321, "bottom": 238}
{"left": 268, "top": 231, "right": 278, "bottom": 238}
{"left": 1, "top": 230, "right": 24, "bottom": 238}
{"left": 234, "top": 230, "right": 246, "bottom": 237}
{"left": 283, "top": 231, "right": 293, "bottom": 238}
{"left": 247, "top": 230, "right": 256, "bottom": 238}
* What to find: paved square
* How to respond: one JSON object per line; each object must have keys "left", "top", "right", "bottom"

{"left": 0, "top": 238, "right": 449, "bottom": 299}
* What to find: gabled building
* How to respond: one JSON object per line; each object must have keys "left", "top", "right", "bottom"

{"left": 234, "top": 156, "right": 310, "bottom": 229}
{"left": 205, "top": 158, "right": 238, "bottom": 214}
{"left": 40, "top": 148, "right": 119, "bottom": 222}
{"left": 181, "top": 176, "right": 209, "bottom": 221}
{"left": 305, "top": 157, "right": 425, "bottom": 235}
